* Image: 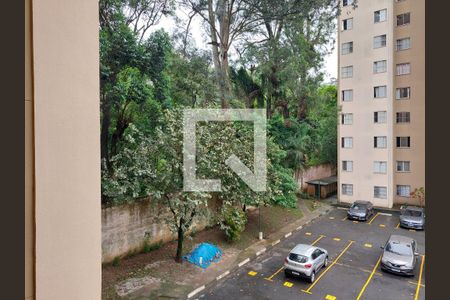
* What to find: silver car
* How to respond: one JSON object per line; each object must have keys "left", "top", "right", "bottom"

{"left": 380, "top": 235, "right": 419, "bottom": 276}
{"left": 284, "top": 244, "right": 328, "bottom": 283}
{"left": 399, "top": 206, "right": 425, "bottom": 230}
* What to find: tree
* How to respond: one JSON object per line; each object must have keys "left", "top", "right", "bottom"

{"left": 410, "top": 187, "right": 425, "bottom": 207}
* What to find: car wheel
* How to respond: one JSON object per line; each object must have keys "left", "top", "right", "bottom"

{"left": 309, "top": 271, "right": 316, "bottom": 283}
{"left": 324, "top": 257, "right": 329, "bottom": 268}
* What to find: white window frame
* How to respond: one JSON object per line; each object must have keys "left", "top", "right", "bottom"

{"left": 396, "top": 185, "right": 411, "bottom": 197}
{"left": 396, "top": 37, "right": 411, "bottom": 51}
{"left": 374, "top": 186, "right": 387, "bottom": 199}
{"left": 342, "top": 160, "right": 353, "bottom": 172}
{"left": 341, "top": 66, "right": 353, "bottom": 78}
{"left": 342, "top": 18, "right": 353, "bottom": 31}
{"left": 342, "top": 113, "right": 353, "bottom": 125}
{"left": 374, "top": 111, "right": 387, "bottom": 124}
{"left": 374, "top": 9, "right": 387, "bottom": 23}
{"left": 373, "top": 60, "right": 387, "bottom": 74}
{"left": 342, "top": 89, "right": 353, "bottom": 101}
{"left": 343, "top": 0, "right": 354, "bottom": 7}
{"left": 374, "top": 136, "right": 387, "bottom": 148}
{"left": 396, "top": 112, "right": 410, "bottom": 123}
{"left": 342, "top": 137, "right": 353, "bottom": 148}
{"left": 396, "top": 136, "right": 411, "bottom": 148}
{"left": 373, "top": 161, "right": 387, "bottom": 174}
{"left": 396, "top": 63, "right": 411, "bottom": 75}
{"left": 341, "top": 42, "right": 353, "bottom": 55}
{"left": 396, "top": 161, "right": 411, "bottom": 172}
{"left": 396, "top": 87, "right": 411, "bottom": 100}
{"left": 342, "top": 184, "right": 353, "bottom": 196}
{"left": 374, "top": 86, "right": 387, "bottom": 98}
{"left": 374, "top": 35, "right": 387, "bottom": 49}
{"left": 397, "top": 12, "right": 411, "bottom": 26}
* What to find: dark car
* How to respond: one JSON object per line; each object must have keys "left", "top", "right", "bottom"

{"left": 347, "top": 200, "right": 374, "bottom": 221}
{"left": 399, "top": 206, "right": 425, "bottom": 230}
{"left": 380, "top": 235, "right": 419, "bottom": 276}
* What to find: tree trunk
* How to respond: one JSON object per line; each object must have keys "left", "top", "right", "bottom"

{"left": 176, "top": 222, "right": 184, "bottom": 263}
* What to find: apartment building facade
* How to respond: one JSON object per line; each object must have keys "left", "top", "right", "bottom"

{"left": 337, "top": 0, "right": 425, "bottom": 208}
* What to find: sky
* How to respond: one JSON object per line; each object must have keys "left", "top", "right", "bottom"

{"left": 152, "top": 12, "right": 338, "bottom": 82}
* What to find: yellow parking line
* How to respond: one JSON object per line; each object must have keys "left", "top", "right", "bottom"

{"left": 356, "top": 255, "right": 382, "bottom": 300}
{"left": 368, "top": 212, "right": 380, "bottom": 225}
{"left": 326, "top": 295, "right": 337, "bottom": 300}
{"left": 248, "top": 271, "right": 257, "bottom": 276}
{"left": 342, "top": 216, "right": 348, "bottom": 221}
{"left": 283, "top": 281, "right": 294, "bottom": 287}
{"left": 379, "top": 224, "right": 386, "bottom": 228}
{"left": 305, "top": 232, "right": 312, "bottom": 236}
{"left": 353, "top": 220, "right": 359, "bottom": 224}
{"left": 311, "top": 235, "right": 325, "bottom": 245}
{"left": 301, "top": 240, "right": 354, "bottom": 294}
{"left": 333, "top": 237, "right": 341, "bottom": 242}
{"left": 329, "top": 217, "right": 335, "bottom": 220}
{"left": 409, "top": 229, "right": 416, "bottom": 232}
{"left": 364, "top": 243, "right": 372, "bottom": 248}
{"left": 414, "top": 255, "right": 425, "bottom": 300}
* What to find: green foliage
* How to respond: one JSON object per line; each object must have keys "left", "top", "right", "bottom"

{"left": 112, "top": 256, "right": 121, "bottom": 267}
{"left": 143, "top": 240, "right": 163, "bottom": 253}
{"left": 219, "top": 205, "right": 248, "bottom": 242}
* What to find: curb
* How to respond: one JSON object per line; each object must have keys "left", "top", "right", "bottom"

{"left": 186, "top": 206, "right": 333, "bottom": 299}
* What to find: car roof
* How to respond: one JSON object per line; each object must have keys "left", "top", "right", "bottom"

{"left": 404, "top": 206, "right": 424, "bottom": 212}
{"left": 290, "top": 244, "right": 317, "bottom": 256}
{"left": 353, "top": 200, "right": 371, "bottom": 205}
{"left": 388, "top": 234, "right": 415, "bottom": 244}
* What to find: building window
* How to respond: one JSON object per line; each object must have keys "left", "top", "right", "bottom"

{"left": 342, "top": 184, "right": 353, "bottom": 195}
{"left": 396, "top": 63, "right": 411, "bottom": 75}
{"left": 374, "top": 9, "right": 387, "bottom": 23}
{"left": 396, "top": 161, "right": 411, "bottom": 172}
{"left": 374, "top": 111, "right": 387, "bottom": 123}
{"left": 373, "top": 161, "right": 387, "bottom": 174}
{"left": 374, "top": 86, "right": 387, "bottom": 98}
{"left": 341, "top": 66, "right": 353, "bottom": 78}
{"left": 374, "top": 186, "right": 387, "bottom": 199}
{"left": 373, "top": 60, "right": 387, "bottom": 73}
{"left": 342, "top": 113, "right": 353, "bottom": 125}
{"left": 396, "top": 87, "right": 411, "bottom": 99}
{"left": 396, "top": 112, "right": 410, "bottom": 123}
{"left": 374, "top": 136, "right": 387, "bottom": 148}
{"left": 396, "top": 185, "right": 411, "bottom": 197}
{"left": 342, "top": 160, "right": 353, "bottom": 172}
{"left": 341, "top": 42, "right": 353, "bottom": 55}
{"left": 396, "top": 136, "right": 411, "bottom": 148}
{"left": 342, "top": 18, "right": 353, "bottom": 31}
{"left": 342, "top": 89, "right": 353, "bottom": 101}
{"left": 396, "top": 37, "right": 411, "bottom": 51}
{"left": 374, "top": 35, "right": 387, "bottom": 48}
{"left": 397, "top": 12, "right": 410, "bottom": 26}
{"left": 343, "top": 0, "right": 354, "bottom": 6}
{"left": 342, "top": 137, "right": 353, "bottom": 148}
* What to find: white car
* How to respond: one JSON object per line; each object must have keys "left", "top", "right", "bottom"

{"left": 284, "top": 244, "right": 328, "bottom": 283}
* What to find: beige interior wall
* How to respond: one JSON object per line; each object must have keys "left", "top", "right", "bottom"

{"left": 25, "top": 0, "right": 34, "bottom": 299}
{"left": 32, "top": 0, "right": 101, "bottom": 299}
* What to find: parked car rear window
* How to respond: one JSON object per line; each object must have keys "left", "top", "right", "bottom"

{"left": 386, "top": 242, "right": 412, "bottom": 256}
{"left": 351, "top": 204, "right": 366, "bottom": 210}
{"left": 403, "top": 210, "right": 423, "bottom": 217}
{"left": 289, "top": 253, "right": 308, "bottom": 263}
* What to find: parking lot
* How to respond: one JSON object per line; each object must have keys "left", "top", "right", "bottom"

{"left": 196, "top": 207, "right": 425, "bottom": 300}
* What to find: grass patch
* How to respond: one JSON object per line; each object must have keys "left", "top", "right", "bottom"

{"left": 143, "top": 240, "right": 163, "bottom": 253}
{"left": 302, "top": 198, "right": 321, "bottom": 211}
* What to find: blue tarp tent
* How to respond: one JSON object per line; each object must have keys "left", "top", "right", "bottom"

{"left": 183, "top": 243, "right": 223, "bottom": 269}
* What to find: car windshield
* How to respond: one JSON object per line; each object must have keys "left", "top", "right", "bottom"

{"left": 351, "top": 204, "right": 366, "bottom": 210}
{"left": 403, "top": 209, "right": 423, "bottom": 217}
{"left": 289, "top": 253, "right": 308, "bottom": 263}
{"left": 385, "top": 242, "right": 412, "bottom": 256}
